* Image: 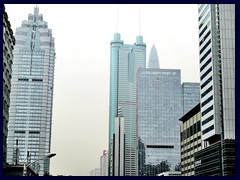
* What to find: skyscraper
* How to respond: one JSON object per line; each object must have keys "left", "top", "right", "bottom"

{"left": 137, "top": 45, "right": 200, "bottom": 176}
{"left": 137, "top": 68, "right": 182, "bottom": 176}
{"left": 198, "top": 4, "right": 235, "bottom": 147}
{"left": 108, "top": 33, "right": 146, "bottom": 176}
{"left": 147, "top": 44, "right": 159, "bottom": 69}
{"left": 195, "top": 4, "right": 235, "bottom": 176}
{"left": 7, "top": 6, "right": 56, "bottom": 176}
{"left": 3, "top": 4, "right": 15, "bottom": 170}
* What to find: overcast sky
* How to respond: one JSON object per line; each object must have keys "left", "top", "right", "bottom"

{"left": 5, "top": 4, "right": 200, "bottom": 176}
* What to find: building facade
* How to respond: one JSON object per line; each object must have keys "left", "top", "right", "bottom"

{"left": 194, "top": 139, "right": 235, "bottom": 176}
{"left": 100, "top": 150, "right": 108, "bottom": 176}
{"left": 108, "top": 33, "right": 146, "bottom": 176}
{"left": 198, "top": 4, "right": 235, "bottom": 145}
{"left": 137, "top": 68, "right": 182, "bottom": 176}
{"left": 179, "top": 103, "right": 202, "bottom": 176}
{"left": 7, "top": 6, "right": 56, "bottom": 176}
{"left": 112, "top": 113, "right": 125, "bottom": 176}
{"left": 3, "top": 4, "right": 15, "bottom": 170}
{"left": 196, "top": 4, "right": 235, "bottom": 176}
{"left": 182, "top": 83, "right": 200, "bottom": 114}
{"left": 136, "top": 45, "right": 200, "bottom": 176}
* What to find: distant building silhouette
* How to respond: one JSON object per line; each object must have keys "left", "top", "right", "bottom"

{"left": 89, "top": 168, "right": 100, "bottom": 176}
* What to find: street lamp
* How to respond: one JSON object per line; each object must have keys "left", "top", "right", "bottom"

{"left": 23, "top": 152, "right": 56, "bottom": 176}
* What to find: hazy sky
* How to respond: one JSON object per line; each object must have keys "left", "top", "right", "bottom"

{"left": 5, "top": 4, "right": 200, "bottom": 176}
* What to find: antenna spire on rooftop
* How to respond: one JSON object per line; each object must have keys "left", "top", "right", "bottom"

{"left": 139, "top": 8, "right": 141, "bottom": 35}
{"left": 116, "top": 5, "right": 119, "bottom": 33}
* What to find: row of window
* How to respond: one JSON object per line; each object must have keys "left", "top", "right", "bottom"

{"left": 199, "top": 4, "right": 210, "bottom": 21}
{"left": 200, "top": 39, "right": 211, "bottom": 55}
{"left": 198, "top": 4, "right": 205, "bottom": 13}
{"left": 199, "top": 30, "right": 211, "bottom": 47}
{"left": 202, "top": 115, "right": 214, "bottom": 126}
{"left": 199, "top": 12, "right": 210, "bottom": 30}
{"left": 201, "top": 95, "right": 213, "bottom": 108}
{"left": 200, "top": 48, "right": 211, "bottom": 63}
{"left": 181, "top": 144, "right": 202, "bottom": 155}
{"left": 181, "top": 121, "right": 201, "bottom": 141}
{"left": 181, "top": 168, "right": 194, "bottom": 175}
{"left": 146, "top": 145, "right": 174, "bottom": 149}
{"left": 202, "top": 105, "right": 213, "bottom": 116}
{"left": 199, "top": 21, "right": 210, "bottom": 39}
{"left": 201, "top": 86, "right": 213, "bottom": 98}
{"left": 181, "top": 153, "right": 194, "bottom": 162}
{"left": 200, "top": 57, "right": 211, "bottom": 72}
{"left": 18, "top": 78, "right": 43, "bottom": 82}
{"left": 181, "top": 136, "right": 201, "bottom": 149}
{"left": 200, "top": 67, "right": 212, "bottom": 80}
{"left": 201, "top": 76, "right": 212, "bottom": 89}
{"left": 202, "top": 125, "right": 214, "bottom": 135}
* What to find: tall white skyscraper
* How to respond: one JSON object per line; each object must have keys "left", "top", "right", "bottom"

{"left": 7, "top": 6, "right": 56, "bottom": 175}
{"left": 194, "top": 5, "right": 235, "bottom": 176}
{"left": 198, "top": 4, "right": 235, "bottom": 146}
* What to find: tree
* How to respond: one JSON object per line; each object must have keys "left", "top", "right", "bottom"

{"left": 155, "top": 160, "right": 171, "bottom": 174}
{"left": 174, "top": 162, "right": 181, "bottom": 172}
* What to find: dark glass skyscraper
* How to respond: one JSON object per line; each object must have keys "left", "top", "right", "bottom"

{"left": 137, "top": 68, "right": 182, "bottom": 176}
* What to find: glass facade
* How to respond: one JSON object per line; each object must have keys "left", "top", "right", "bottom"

{"left": 7, "top": 7, "right": 55, "bottom": 176}
{"left": 182, "top": 83, "right": 200, "bottom": 114}
{"left": 198, "top": 4, "right": 235, "bottom": 144}
{"left": 109, "top": 33, "right": 146, "bottom": 176}
{"left": 137, "top": 69, "right": 182, "bottom": 176}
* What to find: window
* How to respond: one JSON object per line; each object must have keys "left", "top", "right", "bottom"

{"left": 200, "top": 49, "right": 211, "bottom": 63}
{"left": 200, "top": 67, "right": 212, "bottom": 80}
{"left": 200, "top": 57, "right": 211, "bottom": 72}
{"left": 202, "top": 115, "right": 214, "bottom": 126}
{"left": 202, "top": 95, "right": 213, "bottom": 107}
{"left": 201, "top": 76, "right": 212, "bottom": 89}
{"left": 201, "top": 86, "right": 213, "bottom": 98}
{"left": 200, "top": 39, "right": 211, "bottom": 54}
{"left": 202, "top": 105, "right": 213, "bottom": 116}
{"left": 202, "top": 125, "right": 214, "bottom": 135}
{"left": 18, "top": 78, "right": 29, "bottom": 81}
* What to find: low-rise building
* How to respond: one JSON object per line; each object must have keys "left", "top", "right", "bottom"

{"left": 179, "top": 103, "right": 202, "bottom": 176}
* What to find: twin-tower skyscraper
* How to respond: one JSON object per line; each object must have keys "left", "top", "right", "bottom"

{"left": 109, "top": 32, "right": 146, "bottom": 176}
